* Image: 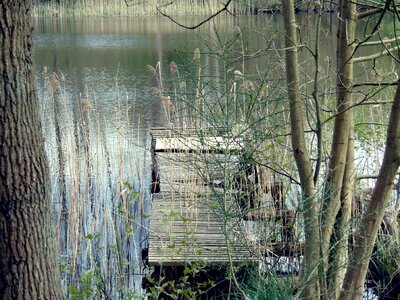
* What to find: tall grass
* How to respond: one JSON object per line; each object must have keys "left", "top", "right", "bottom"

{"left": 37, "top": 67, "right": 148, "bottom": 298}
{"left": 32, "top": 0, "right": 280, "bottom": 17}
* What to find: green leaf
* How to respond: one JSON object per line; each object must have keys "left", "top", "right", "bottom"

{"left": 123, "top": 180, "right": 133, "bottom": 190}
{"left": 131, "top": 191, "right": 140, "bottom": 202}
{"left": 142, "top": 213, "right": 151, "bottom": 219}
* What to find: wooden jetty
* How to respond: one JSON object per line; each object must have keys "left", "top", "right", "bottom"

{"left": 147, "top": 127, "right": 301, "bottom": 267}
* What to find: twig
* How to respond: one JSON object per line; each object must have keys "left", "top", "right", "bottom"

{"left": 123, "top": 0, "right": 149, "bottom": 7}
{"left": 353, "top": 45, "right": 400, "bottom": 63}
{"left": 356, "top": 36, "right": 400, "bottom": 47}
{"left": 257, "top": 162, "right": 301, "bottom": 186}
{"left": 156, "top": 0, "right": 233, "bottom": 30}
{"left": 354, "top": 122, "right": 387, "bottom": 127}
{"left": 356, "top": 173, "right": 400, "bottom": 180}
{"left": 353, "top": 81, "right": 398, "bottom": 87}
{"left": 356, "top": 7, "right": 382, "bottom": 19}
{"left": 344, "top": 0, "right": 392, "bottom": 65}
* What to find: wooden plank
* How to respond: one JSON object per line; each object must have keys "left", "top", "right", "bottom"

{"left": 153, "top": 151, "right": 238, "bottom": 192}
{"left": 148, "top": 195, "right": 255, "bottom": 265}
{"left": 148, "top": 237, "right": 257, "bottom": 266}
{"left": 149, "top": 251, "right": 255, "bottom": 258}
{"left": 150, "top": 127, "right": 230, "bottom": 138}
{"left": 148, "top": 127, "right": 299, "bottom": 266}
{"left": 154, "top": 136, "right": 243, "bottom": 152}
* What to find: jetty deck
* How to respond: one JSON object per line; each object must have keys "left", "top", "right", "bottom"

{"left": 147, "top": 127, "right": 300, "bottom": 266}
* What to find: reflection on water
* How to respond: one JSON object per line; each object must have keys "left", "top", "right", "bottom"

{"left": 35, "top": 33, "right": 150, "bottom": 49}
{"left": 33, "top": 15, "right": 291, "bottom": 135}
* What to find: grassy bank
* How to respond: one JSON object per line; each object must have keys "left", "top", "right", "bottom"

{"left": 33, "top": 0, "right": 281, "bottom": 17}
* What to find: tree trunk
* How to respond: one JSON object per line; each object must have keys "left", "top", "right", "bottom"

{"left": 329, "top": 117, "right": 355, "bottom": 298}
{"left": 0, "top": 1, "right": 63, "bottom": 299}
{"left": 339, "top": 81, "right": 400, "bottom": 300}
{"left": 321, "top": 0, "right": 356, "bottom": 293}
{"left": 281, "top": 0, "right": 320, "bottom": 298}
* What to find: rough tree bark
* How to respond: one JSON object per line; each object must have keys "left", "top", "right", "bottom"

{"left": 281, "top": 0, "right": 320, "bottom": 298}
{"left": 339, "top": 80, "right": 400, "bottom": 300}
{"left": 0, "top": 1, "right": 63, "bottom": 299}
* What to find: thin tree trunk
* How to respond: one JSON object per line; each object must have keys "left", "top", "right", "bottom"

{"left": 321, "top": 0, "right": 356, "bottom": 293}
{"left": 281, "top": 1, "right": 320, "bottom": 297}
{"left": 0, "top": 1, "right": 63, "bottom": 299}
{"left": 329, "top": 117, "right": 355, "bottom": 298}
{"left": 339, "top": 81, "right": 400, "bottom": 300}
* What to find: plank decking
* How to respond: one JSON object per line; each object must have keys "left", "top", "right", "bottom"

{"left": 147, "top": 127, "right": 300, "bottom": 266}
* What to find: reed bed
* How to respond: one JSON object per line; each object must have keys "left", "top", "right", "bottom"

{"left": 37, "top": 67, "right": 148, "bottom": 298}
{"left": 32, "top": 0, "right": 279, "bottom": 17}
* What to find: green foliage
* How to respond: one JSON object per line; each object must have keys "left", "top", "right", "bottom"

{"left": 370, "top": 234, "right": 400, "bottom": 285}
{"left": 244, "top": 270, "right": 295, "bottom": 300}
{"left": 69, "top": 268, "right": 101, "bottom": 300}
{"left": 145, "top": 264, "right": 295, "bottom": 300}
{"left": 161, "top": 209, "right": 190, "bottom": 224}
{"left": 145, "top": 263, "right": 249, "bottom": 300}
{"left": 145, "top": 263, "right": 210, "bottom": 299}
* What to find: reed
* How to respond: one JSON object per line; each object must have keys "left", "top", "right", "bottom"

{"left": 32, "top": 0, "right": 277, "bottom": 17}
{"left": 37, "top": 67, "right": 147, "bottom": 298}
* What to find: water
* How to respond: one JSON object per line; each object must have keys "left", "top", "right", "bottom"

{"left": 33, "top": 16, "right": 250, "bottom": 129}
{"left": 33, "top": 15, "right": 396, "bottom": 132}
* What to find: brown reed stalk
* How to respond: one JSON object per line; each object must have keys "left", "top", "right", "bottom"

{"left": 80, "top": 96, "right": 96, "bottom": 223}
{"left": 69, "top": 94, "right": 85, "bottom": 285}
{"left": 38, "top": 64, "right": 150, "bottom": 297}
{"left": 50, "top": 72, "right": 69, "bottom": 257}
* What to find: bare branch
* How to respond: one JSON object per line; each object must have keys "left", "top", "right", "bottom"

{"left": 377, "top": 31, "right": 400, "bottom": 63}
{"left": 353, "top": 81, "right": 398, "bottom": 87}
{"left": 356, "top": 7, "right": 382, "bottom": 19}
{"left": 265, "top": 44, "right": 308, "bottom": 51}
{"left": 257, "top": 162, "right": 300, "bottom": 186}
{"left": 356, "top": 36, "right": 400, "bottom": 47}
{"left": 353, "top": 45, "right": 400, "bottom": 63}
{"left": 322, "top": 85, "right": 392, "bottom": 125}
{"left": 345, "top": 0, "right": 392, "bottom": 65}
{"left": 156, "top": 0, "right": 233, "bottom": 30}
{"left": 356, "top": 174, "right": 380, "bottom": 180}
{"left": 123, "top": 0, "right": 149, "bottom": 6}
{"left": 354, "top": 122, "right": 387, "bottom": 127}
{"left": 357, "top": 100, "right": 393, "bottom": 105}
{"left": 357, "top": 173, "right": 400, "bottom": 181}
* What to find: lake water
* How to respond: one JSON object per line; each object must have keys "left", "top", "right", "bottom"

{"left": 32, "top": 14, "right": 393, "bottom": 298}
{"left": 33, "top": 15, "right": 341, "bottom": 132}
